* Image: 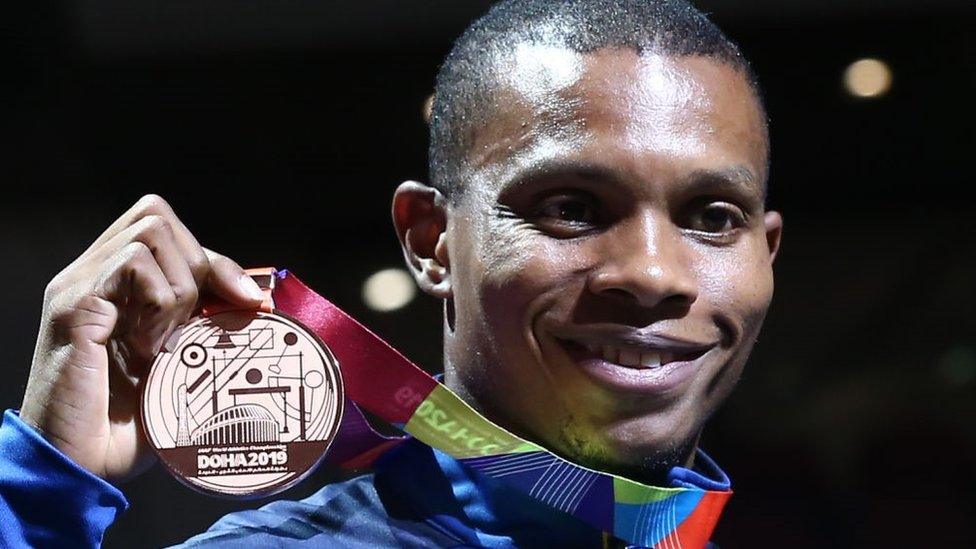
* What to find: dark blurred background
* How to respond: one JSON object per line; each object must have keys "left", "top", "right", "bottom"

{"left": 2, "top": 1, "right": 974, "bottom": 547}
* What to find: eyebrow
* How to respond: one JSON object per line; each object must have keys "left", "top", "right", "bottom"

{"left": 682, "top": 166, "right": 766, "bottom": 200}
{"left": 499, "top": 158, "right": 628, "bottom": 194}
{"left": 499, "top": 159, "right": 764, "bottom": 199}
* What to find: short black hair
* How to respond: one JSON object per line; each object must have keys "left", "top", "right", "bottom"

{"left": 428, "top": 0, "right": 766, "bottom": 199}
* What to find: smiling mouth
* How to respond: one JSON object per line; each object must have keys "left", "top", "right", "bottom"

{"left": 560, "top": 339, "right": 710, "bottom": 369}
{"left": 556, "top": 337, "right": 714, "bottom": 394}
{"left": 595, "top": 343, "right": 691, "bottom": 369}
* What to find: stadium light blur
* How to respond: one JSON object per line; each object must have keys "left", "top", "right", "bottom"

{"left": 844, "top": 58, "right": 892, "bottom": 98}
{"left": 363, "top": 268, "right": 417, "bottom": 312}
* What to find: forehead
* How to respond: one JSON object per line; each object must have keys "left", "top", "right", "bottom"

{"left": 466, "top": 46, "right": 767, "bottom": 193}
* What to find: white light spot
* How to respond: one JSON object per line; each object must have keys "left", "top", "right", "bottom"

{"left": 362, "top": 268, "right": 416, "bottom": 312}
{"left": 844, "top": 58, "right": 892, "bottom": 99}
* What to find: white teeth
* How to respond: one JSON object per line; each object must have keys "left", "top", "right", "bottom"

{"left": 595, "top": 344, "right": 666, "bottom": 369}
{"left": 619, "top": 349, "right": 641, "bottom": 367}
{"left": 640, "top": 352, "right": 662, "bottom": 368}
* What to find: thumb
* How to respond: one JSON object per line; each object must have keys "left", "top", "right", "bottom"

{"left": 202, "top": 248, "right": 267, "bottom": 306}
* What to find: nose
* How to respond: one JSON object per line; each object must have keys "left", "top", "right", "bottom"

{"left": 586, "top": 212, "right": 699, "bottom": 310}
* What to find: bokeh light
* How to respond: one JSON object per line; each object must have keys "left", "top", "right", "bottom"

{"left": 844, "top": 58, "right": 893, "bottom": 98}
{"left": 362, "top": 268, "right": 417, "bottom": 312}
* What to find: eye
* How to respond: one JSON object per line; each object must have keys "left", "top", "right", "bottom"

{"left": 538, "top": 195, "right": 596, "bottom": 223}
{"left": 688, "top": 202, "right": 747, "bottom": 235}
{"left": 531, "top": 192, "right": 601, "bottom": 237}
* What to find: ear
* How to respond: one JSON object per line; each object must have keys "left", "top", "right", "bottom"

{"left": 392, "top": 181, "right": 452, "bottom": 299}
{"left": 763, "top": 210, "right": 784, "bottom": 264}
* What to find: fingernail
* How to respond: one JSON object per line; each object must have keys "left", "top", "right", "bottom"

{"left": 238, "top": 274, "right": 265, "bottom": 301}
{"left": 161, "top": 326, "right": 184, "bottom": 353}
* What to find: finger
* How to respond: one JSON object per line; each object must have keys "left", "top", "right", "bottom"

{"left": 118, "top": 195, "right": 212, "bottom": 289}
{"left": 133, "top": 215, "right": 200, "bottom": 325}
{"left": 96, "top": 241, "right": 177, "bottom": 360}
{"left": 79, "top": 215, "right": 200, "bottom": 324}
{"left": 75, "top": 195, "right": 210, "bottom": 290}
{"left": 164, "top": 212, "right": 210, "bottom": 289}
{"left": 78, "top": 194, "right": 174, "bottom": 261}
{"left": 203, "top": 248, "right": 266, "bottom": 306}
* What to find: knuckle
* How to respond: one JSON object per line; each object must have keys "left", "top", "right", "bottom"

{"left": 172, "top": 282, "right": 199, "bottom": 306}
{"left": 138, "top": 214, "right": 173, "bottom": 238}
{"left": 160, "top": 289, "right": 177, "bottom": 310}
{"left": 116, "top": 243, "right": 155, "bottom": 279}
{"left": 187, "top": 251, "right": 210, "bottom": 280}
{"left": 45, "top": 294, "right": 72, "bottom": 323}
{"left": 43, "top": 270, "right": 83, "bottom": 314}
{"left": 44, "top": 274, "right": 66, "bottom": 300}
{"left": 123, "top": 240, "right": 153, "bottom": 262}
{"left": 147, "top": 286, "right": 176, "bottom": 311}
{"left": 135, "top": 193, "right": 172, "bottom": 216}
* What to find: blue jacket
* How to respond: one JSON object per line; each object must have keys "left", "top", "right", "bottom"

{"left": 0, "top": 409, "right": 729, "bottom": 548}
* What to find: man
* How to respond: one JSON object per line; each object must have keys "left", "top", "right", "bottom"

{"left": 0, "top": 0, "right": 781, "bottom": 546}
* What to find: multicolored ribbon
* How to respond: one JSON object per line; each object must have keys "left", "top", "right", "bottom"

{"left": 272, "top": 270, "right": 730, "bottom": 548}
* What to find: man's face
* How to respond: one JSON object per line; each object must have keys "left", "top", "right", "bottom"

{"left": 441, "top": 46, "right": 781, "bottom": 475}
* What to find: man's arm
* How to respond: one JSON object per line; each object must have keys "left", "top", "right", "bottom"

{"left": 7, "top": 195, "right": 263, "bottom": 545}
{"left": 0, "top": 410, "right": 126, "bottom": 547}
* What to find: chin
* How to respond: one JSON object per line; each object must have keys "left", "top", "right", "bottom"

{"left": 552, "top": 410, "right": 702, "bottom": 480}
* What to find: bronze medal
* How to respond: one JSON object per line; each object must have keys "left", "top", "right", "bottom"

{"left": 142, "top": 309, "right": 344, "bottom": 498}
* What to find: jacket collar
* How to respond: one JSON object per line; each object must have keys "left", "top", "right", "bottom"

{"left": 373, "top": 437, "right": 730, "bottom": 548}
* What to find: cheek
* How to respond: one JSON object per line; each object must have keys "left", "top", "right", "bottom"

{"left": 693, "top": 236, "right": 774, "bottom": 333}
{"left": 465, "top": 221, "right": 592, "bottom": 383}
{"left": 478, "top": 220, "right": 586, "bottom": 308}
{"left": 455, "top": 219, "right": 587, "bottom": 406}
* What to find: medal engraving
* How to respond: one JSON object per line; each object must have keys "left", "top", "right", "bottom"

{"left": 143, "top": 310, "right": 343, "bottom": 498}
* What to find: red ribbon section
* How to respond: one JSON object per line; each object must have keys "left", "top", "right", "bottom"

{"left": 273, "top": 272, "right": 438, "bottom": 425}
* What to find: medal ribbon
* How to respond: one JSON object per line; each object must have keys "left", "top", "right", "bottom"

{"left": 270, "top": 270, "right": 730, "bottom": 548}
